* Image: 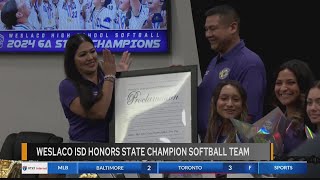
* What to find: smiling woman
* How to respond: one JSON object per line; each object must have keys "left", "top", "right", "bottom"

{"left": 306, "top": 81, "right": 320, "bottom": 134}
{"left": 204, "top": 80, "right": 248, "bottom": 144}
{"left": 58, "top": 33, "right": 132, "bottom": 143}
{"left": 272, "top": 59, "right": 315, "bottom": 154}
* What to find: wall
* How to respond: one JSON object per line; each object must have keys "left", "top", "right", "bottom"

{"left": 0, "top": 0, "right": 200, "bottom": 147}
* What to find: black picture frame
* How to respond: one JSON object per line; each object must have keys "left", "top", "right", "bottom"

{"left": 109, "top": 65, "right": 198, "bottom": 143}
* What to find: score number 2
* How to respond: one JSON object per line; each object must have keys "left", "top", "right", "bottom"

{"left": 142, "top": 163, "right": 157, "bottom": 173}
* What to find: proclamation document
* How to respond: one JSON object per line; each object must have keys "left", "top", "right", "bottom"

{"left": 114, "top": 67, "right": 196, "bottom": 143}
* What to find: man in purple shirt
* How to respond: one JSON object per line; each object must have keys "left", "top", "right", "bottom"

{"left": 198, "top": 5, "right": 266, "bottom": 141}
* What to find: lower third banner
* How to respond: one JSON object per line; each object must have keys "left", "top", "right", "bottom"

{"left": 20, "top": 161, "right": 307, "bottom": 174}
{"left": 23, "top": 143, "right": 272, "bottom": 161}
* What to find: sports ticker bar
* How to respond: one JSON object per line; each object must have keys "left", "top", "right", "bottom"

{"left": 21, "top": 161, "right": 307, "bottom": 174}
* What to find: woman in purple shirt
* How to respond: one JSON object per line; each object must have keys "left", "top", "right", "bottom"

{"left": 272, "top": 59, "right": 314, "bottom": 154}
{"left": 59, "top": 34, "right": 132, "bottom": 142}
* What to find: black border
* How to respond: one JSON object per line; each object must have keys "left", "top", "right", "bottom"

{"left": 109, "top": 65, "right": 198, "bottom": 143}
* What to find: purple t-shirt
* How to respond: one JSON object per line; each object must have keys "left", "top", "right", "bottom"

{"left": 198, "top": 40, "right": 266, "bottom": 141}
{"left": 283, "top": 121, "right": 306, "bottom": 154}
{"left": 59, "top": 73, "right": 112, "bottom": 142}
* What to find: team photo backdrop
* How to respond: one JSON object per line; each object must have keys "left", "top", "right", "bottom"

{"left": 0, "top": 0, "right": 169, "bottom": 53}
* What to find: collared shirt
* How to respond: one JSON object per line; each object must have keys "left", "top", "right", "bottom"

{"left": 197, "top": 40, "right": 266, "bottom": 141}
{"left": 59, "top": 70, "right": 113, "bottom": 142}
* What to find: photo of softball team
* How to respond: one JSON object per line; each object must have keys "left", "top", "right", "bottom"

{"left": 0, "top": 0, "right": 167, "bottom": 30}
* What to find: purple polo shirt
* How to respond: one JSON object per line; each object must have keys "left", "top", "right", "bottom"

{"left": 59, "top": 71, "right": 112, "bottom": 142}
{"left": 198, "top": 40, "right": 266, "bottom": 141}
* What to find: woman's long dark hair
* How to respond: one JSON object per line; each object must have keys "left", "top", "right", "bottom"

{"left": 272, "top": 59, "right": 314, "bottom": 124}
{"left": 204, "top": 80, "right": 248, "bottom": 143}
{"left": 271, "top": 59, "right": 315, "bottom": 139}
{"left": 1, "top": 0, "right": 18, "bottom": 29}
{"left": 64, "top": 34, "right": 103, "bottom": 112}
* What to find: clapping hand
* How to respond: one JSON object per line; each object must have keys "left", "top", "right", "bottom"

{"left": 101, "top": 49, "right": 116, "bottom": 76}
{"left": 116, "top": 51, "right": 132, "bottom": 72}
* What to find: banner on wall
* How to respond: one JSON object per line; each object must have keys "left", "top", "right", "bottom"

{"left": 0, "top": 30, "right": 168, "bottom": 53}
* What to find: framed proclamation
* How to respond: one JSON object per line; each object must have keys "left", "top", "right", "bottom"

{"left": 110, "top": 65, "right": 198, "bottom": 143}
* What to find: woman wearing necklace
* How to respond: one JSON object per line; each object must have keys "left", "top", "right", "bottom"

{"left": 204, "top": 80, "right": 248, "bottom": 144}
{"left": 272, "top": 59, "right": 315, "bottom": 155}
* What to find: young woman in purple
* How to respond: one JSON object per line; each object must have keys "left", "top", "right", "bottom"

{"left": 59, "top": 34, "right": 132, "bottom": 142}
{"left": 273, "top": 59, "right": 314, "bottom": 154}
{"left": 204, "top": 80, "right": 248, "bottom": 144}
{"left": 204, "top": 80, "right": 247, "bottom": 178}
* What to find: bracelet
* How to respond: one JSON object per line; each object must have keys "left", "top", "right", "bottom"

{"left": 104, "top": 78, "right": 115, "bottom": 83}
{"left": 104, "top": 74, "right": 115, "bottom": 83}
{"left": 104, "top": 74, "right": 115, "bottom": 81}
{"left": 104, "top": 74, "right": 116, "bottom": 79}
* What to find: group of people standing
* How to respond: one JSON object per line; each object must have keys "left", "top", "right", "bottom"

{"left": 0, "top": 0, "right": 167, "bottom": 30}
{"left": 198, "top": 5, "right": 319, "bottom": 158}
{"left": 57, "top": 4, "right": 319, "bottom": 166}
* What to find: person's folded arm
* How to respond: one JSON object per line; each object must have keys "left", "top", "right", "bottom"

{"left": 69, "top": 80, "right": 114, "bottom": 120}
